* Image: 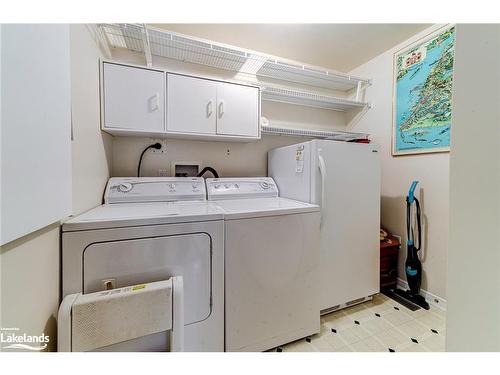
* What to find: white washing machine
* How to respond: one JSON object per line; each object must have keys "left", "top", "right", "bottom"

{"left": 62, "top": 177, "right": 224, "bottom": 352}
{"left": 206, "top": 177, "right": 321, "bottom": 352}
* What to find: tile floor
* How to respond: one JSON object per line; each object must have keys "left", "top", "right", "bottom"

{"left": 272, "top": 293, "right": 446, "bottom": 352}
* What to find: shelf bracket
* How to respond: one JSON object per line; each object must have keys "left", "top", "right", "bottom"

{"left": 141, "top": 24, "right": 153, "bottom": 67}
{"left": 355, "top": 81, "right": 363, "bottom": 102}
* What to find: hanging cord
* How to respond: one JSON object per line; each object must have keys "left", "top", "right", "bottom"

{"left": 137, "top": 143, "right": 162, "bottom": 177}
{"left": 197, "top": 166, "right": 219, "bottom": 178}
{"left": 414, "top": 197, "right": 422, "bottom": 251}
{"left": 407, "top": 196, "right": 422, "bottom": 251}
{"left": 407, "top": 197, "right": 411, "bottom": 245}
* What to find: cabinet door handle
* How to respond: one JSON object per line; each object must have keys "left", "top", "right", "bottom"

{"left": 149, "top": 93, "right": 159, "bottom": 112}
{"left": 207, "top": 100, "right": 213, "bottom": 117}
{"left": 218, "top": 101, "right": 224, "bottom": 118}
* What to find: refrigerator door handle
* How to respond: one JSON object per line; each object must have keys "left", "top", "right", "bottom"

{"left": 318, "top": 149, "right": 327, "bottom": 227}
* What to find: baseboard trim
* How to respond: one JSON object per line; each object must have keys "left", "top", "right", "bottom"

{"left": 396, "top": 278, "right": 447, "bottom": 311}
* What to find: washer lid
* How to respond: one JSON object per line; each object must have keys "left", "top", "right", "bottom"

{"left": 213, "top": 197, "right": 319, "bottom": 220}
{"left": 62, "top": 201, "right": 224, "bottom": 231}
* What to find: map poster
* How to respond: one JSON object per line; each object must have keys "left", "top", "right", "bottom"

{"left": 393, "top": 26, "right": 455, "bottom": 155}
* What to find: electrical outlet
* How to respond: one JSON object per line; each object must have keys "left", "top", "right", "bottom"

{"left": 158, "top": 169, "right": 168, "bottom": 177}
{"left": 149, "top": 138, "right": 167, "bottom": 153}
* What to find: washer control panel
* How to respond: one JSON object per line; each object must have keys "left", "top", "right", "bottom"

{"left": 105, "top": 177, "right": 206, "bottom": 204}
{"left": 206, "top": 177, "right": 278, "bottom": 200}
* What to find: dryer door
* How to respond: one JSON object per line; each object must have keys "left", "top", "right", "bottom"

{"left": 83, "top": 233, "right": 211, "bottom": 325}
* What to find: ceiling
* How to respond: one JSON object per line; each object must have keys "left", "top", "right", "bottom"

{"left": 150, "top": 24, "right": 431, "bottom": 72}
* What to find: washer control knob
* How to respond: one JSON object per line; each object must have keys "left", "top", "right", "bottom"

{"left": 214, "top": 184, "right": 220, "bottom": 189}
{"left": 234, "top": 183, "right": 239, "bottom": 189}
{"left": 224, "top": 184, "right": 230, "bottom": 189}
{"left": 118, "top": 183, "right": 133, "bottom": 193}
{"left": 192, "top": 183, "right": 198, "bottom": 189}
{"left": 261, "top": 182, "right": 270, "bottom": 190}
{"left": 169, "top": 183, "right": 176, "bottom": 190}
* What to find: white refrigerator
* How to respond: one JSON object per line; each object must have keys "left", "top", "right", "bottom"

{"left": 268, "top": 140, "right": 380, "bottom": 313}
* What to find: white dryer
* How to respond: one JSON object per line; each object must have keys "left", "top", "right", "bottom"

{"left": 62, "top": 177, "right": 224, "bottom": 352}
{"left": 206, "top": 177, "right": 321, "bottom": 352}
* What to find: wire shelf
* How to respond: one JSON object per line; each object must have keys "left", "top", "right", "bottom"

{"left": 148, "top": 28, "right": 251, "bottom": 72}
{"left": 261, "top": 86, "right": 369, "bottom": 112}
{"left": 100, "top": 24, "right": 145, "bottom": 53}
{"left": 257, "top": 60, "right": 368, "bottom": 91}
{"left": 261, "top": 126, "right": 369, "bottom": 141}
{"left": 98, "top": 24, "right": 371, "bottom": 93}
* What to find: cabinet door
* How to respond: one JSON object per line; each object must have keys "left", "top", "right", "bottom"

{"left": 167, "top": 74, "right": 217, "bottom": 135}
{"left": 103, "top": 63, "right": 165, "bottom": 132}
{"left": 216, "top": 83, "right": 259, "bottom": 137}
{"left": 1, "top": 25, "right": 72, "bottom": 245}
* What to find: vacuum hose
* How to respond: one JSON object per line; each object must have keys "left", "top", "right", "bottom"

{"left": 406, "top": 195, "right": 422, "bottom": 251}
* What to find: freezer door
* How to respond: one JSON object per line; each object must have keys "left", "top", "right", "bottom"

{"left": 312, "top": 140, "right": 381, "bottom": 310}
{"left": 268, "top": 141, "right": 312, "bottom": 202}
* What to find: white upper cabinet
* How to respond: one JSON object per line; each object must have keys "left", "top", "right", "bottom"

{"left": 101, "top": 63, "right": 260, "bottom": 141}
{"left": 102, "top": 62, "right": 165, "bottom": 134}
{"left": 1, "top": 25, "right": 72, "bottom": 245}
{"left": 167, "top": 74, "right": 217, "bottom": 135}
{"left": 166, "top": 73, "right": 260, "bottom": 140}
{"left": 216, "top": 82, "right": 259, "bottom": 138}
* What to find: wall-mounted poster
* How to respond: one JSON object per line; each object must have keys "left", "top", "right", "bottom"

{"left": 393, "top": 26, "right": 455, "bottom": 156}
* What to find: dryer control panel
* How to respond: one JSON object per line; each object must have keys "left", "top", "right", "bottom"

{"left": 206, "top": 177, "right": 279, "bottom": 200}
{"left": 105, "top": 177, "right": 206, "bottom": 204}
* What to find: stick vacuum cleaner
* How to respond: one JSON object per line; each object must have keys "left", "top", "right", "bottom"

{"left": 394, "top": 181, "right": 430, "bottom": 310}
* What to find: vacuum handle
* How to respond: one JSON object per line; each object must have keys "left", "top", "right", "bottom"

{"left": 408, "top": 180, "right": 419, "bottom": 204}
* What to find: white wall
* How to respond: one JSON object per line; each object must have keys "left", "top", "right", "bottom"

{"left": 0, "top": 23, "right": 4, "bottom": 342}
{"left": 0, "top": 224, "right": 60, "bottom": 352}
{"left": 446, "top": 24, "right": 500, "bottom": 351}
{"left": 349, "top": 25, "right": 449, "bottom": 300}
{"left": 71, "top": 25, "right": 113, "bottom": 215}
{"left": 1, "top": 25, "right": 70, "bottom": 353}
{"left": 0, "top": 24, "right": 111, "bottom": 351}
{"left": 113, "top": 133, "right": 312, "bottom": 178}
